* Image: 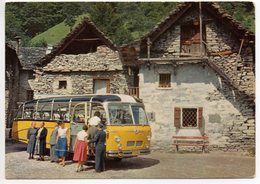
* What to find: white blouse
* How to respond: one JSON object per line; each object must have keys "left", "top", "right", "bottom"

{"left": 77, "top": 130, "right": 88, "bottom": 141}
{"left": 58, "top": 127, "right": 68, "bottom": 138}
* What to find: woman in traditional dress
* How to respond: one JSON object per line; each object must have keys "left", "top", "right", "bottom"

{"left": 27, "top": 122, "right": 37, "bottom": 159}
{"left": 73, "top": 125, "right": 89, "bottom": 172}
{"left": 55, "top": 121, "right": 68, "bottom": 167}
{"left": 36, "top": 121, "right": 48, "bottom": 161}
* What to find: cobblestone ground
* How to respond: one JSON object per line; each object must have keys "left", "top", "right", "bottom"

{"left": 5, "top": 141, "right": 255, "bottom": 179}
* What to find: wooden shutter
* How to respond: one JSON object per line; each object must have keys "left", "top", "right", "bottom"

{"left": 174, "top": 107, "right": 181, "bottom": 128}
{"left": 198, "top": 107, "right": 203, "bottom": 128}
{"left": 106, "top": 80, "right": 110, "bottom": 93}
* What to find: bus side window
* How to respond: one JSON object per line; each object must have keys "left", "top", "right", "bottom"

{"left": 52, "top": 102, "right": 70, "bottom": 121}
{"left": 73, "top": 104, "right": 85, "bottom": 124}
{"left": 91, "top": 103, "right": 106, "bottom": 124}
{"left": 37, "top": 102, "right": 52, "bottom": 120}
{"left": 16, "top": 105, "right": 23, "bottom": 119}
{"left": 23, "top": 102, "right": 36, "bottom": 119}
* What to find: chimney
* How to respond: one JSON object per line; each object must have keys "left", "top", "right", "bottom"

{"left": 14, "top": 36, "right": 21, "bottom": 54}
{"left": 46, "top": 44, "right": 53, "bottom": 54}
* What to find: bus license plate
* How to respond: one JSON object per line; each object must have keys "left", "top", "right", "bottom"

{"left": 132, "top": 151, "right": 140, "bottom": 155}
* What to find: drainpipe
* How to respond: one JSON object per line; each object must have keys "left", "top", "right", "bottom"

{"left": 199, "top": 2, "right": 203, "bottom": 57}
{"left": 147, "top": 37, "right": 151, "bottom": 59}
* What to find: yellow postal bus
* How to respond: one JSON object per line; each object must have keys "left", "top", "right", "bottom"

{"left": 12, "top": 94, "right": 151, "bottom": 159}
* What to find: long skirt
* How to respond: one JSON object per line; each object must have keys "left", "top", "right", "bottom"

{"left": 39, "top": 140, "right": 47, "bottom": 156}
{"left": 34, "top": 139, "right": 40, "bottom": 155}
{"left": 55, "top": 137, "right": 68, "bottom": 157}
{"left": 27, "top": 139, "right": 36, "bottom": 154}
{"left": 73, "top": 140, "right": 88, "bottom": 162}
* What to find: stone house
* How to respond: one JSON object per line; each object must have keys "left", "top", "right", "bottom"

{"left": 18, "top": 47, "right": 47, "bottom": 102}
{"left": 5, "top": 40, "right": 47, "bottom": 128}
{"left": 34, "top": 17, "right": 135, "bottom": 98}
{"left": 5, "top": 43, "right": 21, "bottom": 128}
{"left": 121, "top": 2, "right": 255, "bottom": 152}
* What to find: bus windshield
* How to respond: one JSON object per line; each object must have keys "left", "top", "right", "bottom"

{"left": 108, "top": 103, "right": 148, "bottom": 125}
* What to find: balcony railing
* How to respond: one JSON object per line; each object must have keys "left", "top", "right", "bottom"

{"left": 128, "top": 87, "right": 139, "bottom": 98}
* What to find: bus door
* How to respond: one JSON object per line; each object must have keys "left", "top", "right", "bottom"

{"left": 70, "top": 102, "right": 88, "bottom": 152}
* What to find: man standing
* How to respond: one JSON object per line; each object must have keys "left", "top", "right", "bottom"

{"left": 87, "top": 111, "right": 101, "bottom": 155}
{"left": 49, "top": 121, "right": 59, "bottom": 163}
{"left": 88, "top": 123, "right": 106, "bottom": 172}
{"left": 36, "top": 121, "right": 48, "bottom": 161}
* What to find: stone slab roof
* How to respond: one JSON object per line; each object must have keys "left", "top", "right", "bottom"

{"left": 140, "top": 2, "right": 254, "bottom": 43}
{"left": 18, "top": 47, "right": 47, "bottom": 70}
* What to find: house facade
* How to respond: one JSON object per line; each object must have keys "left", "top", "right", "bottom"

{"left": 33, "top": 18, "right": 135, "bottom": 98}
{"left": 5, "top": 44, "right": 21, "bottom": 128}
{"left": 5, "top": 41, "right": 47, "bottom": 128}
{"left": 121, "top": 2, "right": 255, "bottom": 152}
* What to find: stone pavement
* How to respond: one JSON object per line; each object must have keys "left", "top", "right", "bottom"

{"left": 5, "top": 141, "right": 255, "bottom": 179}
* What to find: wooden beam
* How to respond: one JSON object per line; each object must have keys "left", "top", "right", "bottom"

{"left": 57, "top": 24, "right": 87, "bottom": 55}
{"left": 72, "top": 38, "right": 101, "bottom": 41}
{"left": 208, "top": 50, "right": 235, "bottom": 56}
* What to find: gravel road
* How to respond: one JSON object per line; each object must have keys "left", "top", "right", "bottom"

{"left": 5, "top": 141, "right": 255, "bottom": 179}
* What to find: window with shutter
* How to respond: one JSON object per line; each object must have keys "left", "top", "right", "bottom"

{"left": 174, "top": 107, "right": 181, "bottom": 128}
{"left": 198, "top": 107, "right": 203, "bottom": 128}
{"left": 93, "top": 79, "right": 110, "bottom": 94}
{"left": 180, "top": 24, "right": 206, "bottom": 55}
{"left": 174, "top": 107, "right": 203, "bottom": 129}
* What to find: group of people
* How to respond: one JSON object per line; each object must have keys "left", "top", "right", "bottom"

{"left": 26, "top": 111, "right": 107, "bottom": 173}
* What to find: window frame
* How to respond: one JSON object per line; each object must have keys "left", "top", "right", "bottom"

{"left": 174, "top": 107, "right": 203, "bottom": 129}
{"left": 58, "top": 80, "right": 67, "bottom": 89}
{"left": 26, "top": 90, "right": 34, "bottom": 101}
{"left": 180, "top": 107, "right": 199, "bottom": 129}
{"left": 158, "top": 73, "right": 171, "bottom": 88}
{"left": 93, "top": 78, "right": 110, "bottom": 94}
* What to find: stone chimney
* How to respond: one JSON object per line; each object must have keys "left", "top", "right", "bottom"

{"left": 14, "top": 36, "right": 21, "bottom": 54}
{"left": 46, "top": 44, "right": 53, "bottom": 54}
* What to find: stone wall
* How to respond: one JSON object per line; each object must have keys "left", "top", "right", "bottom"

{"left": 33, "top": 71, "right": 129, "bottom": 96}
{"left": 139, "top": 63, "right": 254, "bottom": 152}
{"left": 42, "top": 46, "right": 123, "bottom": 72}
{"left": 206, "top": 22, "right": 255, "bottom": 96}
{"left": 151, "top": 26, "right": 181, "bottom": 58}
{"left": 33, "top": 45, "right": 132, "bottom": 96}
{"left": 19, "top": 71, "right": 34, "bottom": 102}
{"left": 144, "top": 8, "right": 255, "bottom": 96}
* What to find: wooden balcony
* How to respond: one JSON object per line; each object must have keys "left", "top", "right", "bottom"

{"left": 128, "top": 87, "right": 139, "bottom": 98}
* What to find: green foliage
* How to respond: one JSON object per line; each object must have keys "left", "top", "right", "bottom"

{"left": 6, "top": 2, "right": 255, "bottom": 47}
{"left": 219, "top": 2, "right": 255, "bottom": 33}
{"left": 30, "top": 21, "right": 70, "bottom": 46}
{"left": 30, "top": 15, "right": 87, "bottom": 47}
{"left": 31, "top": 38, "right": 48, "bottom": 47}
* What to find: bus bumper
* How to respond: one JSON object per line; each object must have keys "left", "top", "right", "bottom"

{"left": 107, "top": 149, "right": 150, "bottom": 158}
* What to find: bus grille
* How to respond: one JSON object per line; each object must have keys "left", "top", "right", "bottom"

{"left": 127, "top": 141, "right": 143, "bottom": 147}
{"left": 127, "top": 141, "right": 135, "bottom": 146}
{"left": 136, "top": 141, "right": 143, "bottom": 146}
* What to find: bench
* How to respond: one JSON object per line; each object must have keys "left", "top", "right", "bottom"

{"left": 173, "top": 136, "right": 209, "bottom": 152}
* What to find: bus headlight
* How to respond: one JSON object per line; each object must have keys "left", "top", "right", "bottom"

{"left": 118, "top": 143, "right": 122, "bottom": 150}
{"left": 115, "top": 136, "right": 121, "bottom": 143}
{"left": 147, "top": 135, "right": 151, "bottom": 141}
{"left": 145, "top": 144, "right": 149, "bottom": 149}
